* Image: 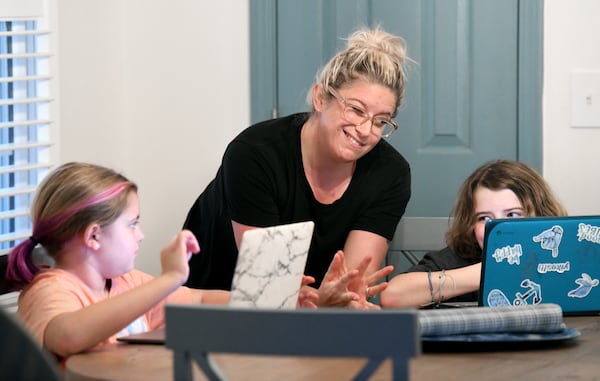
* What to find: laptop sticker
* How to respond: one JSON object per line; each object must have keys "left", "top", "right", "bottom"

{"left": 514, "top": 279, "right": 542, "bottom": 305}
{"left": 492, "top": 244, "right": 522, "bottom": 265}
{"left": 568, "top": 273, "right": 599, "bottom": 299}
{"left": 577, "top": 223, "right": 600, "bottom": 244}
{"left": 487, "top": 289, "right": 511, "bottom": 307}
{"left": 486, "top": 279, "right": 543, "bottom": 307}
{"left": 532, "top": 225, "right": 563, "bottom": 258}
{"left": 537, "top": 261, "right": 570, "bottom": 274}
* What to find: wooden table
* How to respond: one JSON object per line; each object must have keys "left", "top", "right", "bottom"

{"left": 65, "top": 316, "right": 600, "bottom": 381}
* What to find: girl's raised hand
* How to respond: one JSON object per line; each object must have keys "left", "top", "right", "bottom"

{"left": 160, "top": 230, "right": 200, "bottom": 285}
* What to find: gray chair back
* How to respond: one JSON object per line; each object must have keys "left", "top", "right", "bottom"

{"left": 0, "top": 308, "right": 62, "bottom": 381}
{"left": 166, "top": 305, "right": 420, "bottom": 381}
{"left": 0, "top": 254, "right": 19, "bottom": 313}
{"left": 387, "top": 217, "right": 452, "bottom": 274}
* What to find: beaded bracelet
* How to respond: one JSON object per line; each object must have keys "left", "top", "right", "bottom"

{"left": 438, "top": 269, "right": 447, "bottom": 303}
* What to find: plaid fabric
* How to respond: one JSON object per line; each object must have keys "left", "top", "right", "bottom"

{"left": 418, "top": 303, "right": 564, "bottom": 336}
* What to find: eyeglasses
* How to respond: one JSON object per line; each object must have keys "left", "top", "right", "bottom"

{"left": 329, "top": 88, "right": 398, "bottom": 138}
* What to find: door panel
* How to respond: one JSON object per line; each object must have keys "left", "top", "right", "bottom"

{"left": 383, "top": 0, "right": 519, "bottom": 216}
{"left": 250, "top": 0, "right": 541, "bottom": 217}
{"left": 275, "top": 1, "right": 372, "bottom": 116}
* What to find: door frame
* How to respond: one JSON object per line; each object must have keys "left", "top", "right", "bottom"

{"left": 249, "top": 0, "right": 544, "bottom": 171}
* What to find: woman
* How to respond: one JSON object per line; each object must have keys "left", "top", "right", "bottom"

{"left": 183, "top": 27, "right": 412, "bottom": 308}
{"left": 380, "top": 160, "right": 567, "bottom": 308}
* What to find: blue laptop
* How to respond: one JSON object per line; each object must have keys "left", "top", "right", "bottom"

{"left": 479, "top": 215, "right": 600, "bottom": 315}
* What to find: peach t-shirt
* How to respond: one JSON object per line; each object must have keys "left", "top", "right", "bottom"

{"left": 17, "top": 268, "right": 193, "bottom": 349}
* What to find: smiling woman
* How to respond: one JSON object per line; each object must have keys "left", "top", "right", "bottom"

{"left": 182, "top": 26, "right": 412, "bottom": 309}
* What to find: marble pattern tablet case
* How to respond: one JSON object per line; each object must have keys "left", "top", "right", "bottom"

{"left": 228, "top": 221, "right": 314, "bottom": 309}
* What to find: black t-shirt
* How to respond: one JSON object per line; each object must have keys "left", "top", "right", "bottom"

{"left": 405, "top": 246, "right": 480, "bottom": 302}
{"left": 183, "top": 113, "right": 411, "bottom": 289}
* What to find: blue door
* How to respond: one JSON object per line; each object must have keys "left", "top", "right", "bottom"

{"left": 250, "top": 0, "right": 543, "bottom": 217}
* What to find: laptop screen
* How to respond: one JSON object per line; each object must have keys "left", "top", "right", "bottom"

{"left": 228, "top": 221, "right": 314, "bottom": 309}
{"left": 479, "top": 215, "right": 600, "bottom": 315}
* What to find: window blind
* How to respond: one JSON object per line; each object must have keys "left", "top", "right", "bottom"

{"left": 0, "top": 17, "right": 54, "bottom": 255}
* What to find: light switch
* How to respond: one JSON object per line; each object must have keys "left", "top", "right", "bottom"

{"left": 571, "top": 71, "right": 600, "bottom": 128}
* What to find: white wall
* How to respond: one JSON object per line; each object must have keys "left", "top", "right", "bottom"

{"left": 56, "top": 1, "right": 249, "bottom": 275}
{"left": 54, "top": 1, "right": 599, "bottom": 276}
{"left": 543, "top": 0, "right": 600, "bottom": 215}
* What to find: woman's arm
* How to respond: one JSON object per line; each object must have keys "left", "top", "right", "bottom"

{"left": 231, "top": 220, "right": 256, "bottom": 249}
{"left": 343, "top": 230, "right": 389, "bottom": 275}
{"left": 380, "top": 262, "right": 481, "bottom": 308}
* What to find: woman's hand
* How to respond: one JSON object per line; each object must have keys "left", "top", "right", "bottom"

{"left": 297, "top": 275, "right": 319, "bottom": 309}
{"left": 346, "top": 255, "right": 394, "bottom": 310}
{"left": 316, "top": 251, "right": 362, "bottom": 307}
{"left": 315, "top": 250, "right": 394, "bottom": 309}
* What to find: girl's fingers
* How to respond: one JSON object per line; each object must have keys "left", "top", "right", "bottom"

{"left": 367, "top": 265, "right": 394, "bottom": 285}
{"left": 366, "top": 282, "right": 388, "bottom": 296}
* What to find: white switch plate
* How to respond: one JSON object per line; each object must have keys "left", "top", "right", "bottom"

{"left": 571, "top": 71, "right": 600, "bottom": 128}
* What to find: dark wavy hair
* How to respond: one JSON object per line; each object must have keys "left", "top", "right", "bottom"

{"left": 446, "top": 160, "right": 567, "bottom": 260}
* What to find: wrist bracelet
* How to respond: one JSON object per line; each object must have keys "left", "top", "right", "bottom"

{"left": 427, "top": 270, "right": 435, "bottom": 305}
{"left": 438, "top": 269, "right": 447, "bottom": 303}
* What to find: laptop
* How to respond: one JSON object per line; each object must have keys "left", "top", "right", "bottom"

{"left": 117, "top": 328, "right": 165, "bottom": 345}
{"left": 118, "top": 221, "right": 314, "bottom": 344}
{"left": 228, "top": 221, "right": 314, "bottom": 309}
{"left": 479, "top": 215, "right": 600, "bottom": 315}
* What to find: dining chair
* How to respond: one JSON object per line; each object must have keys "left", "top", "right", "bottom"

{"left": 386, "top": 217, "right": 452, "bottom": 274}
{"left": 0, "top": 254, "right": 11, "bottom": 294}
{"left": 0, "top": 254, "right": 20, "bottom": 313}
{"left": 165, "top": 305, "right": 420, "bottom": 381}
{"left": 0, "top": 307, "right": 62, "bottom": 381}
